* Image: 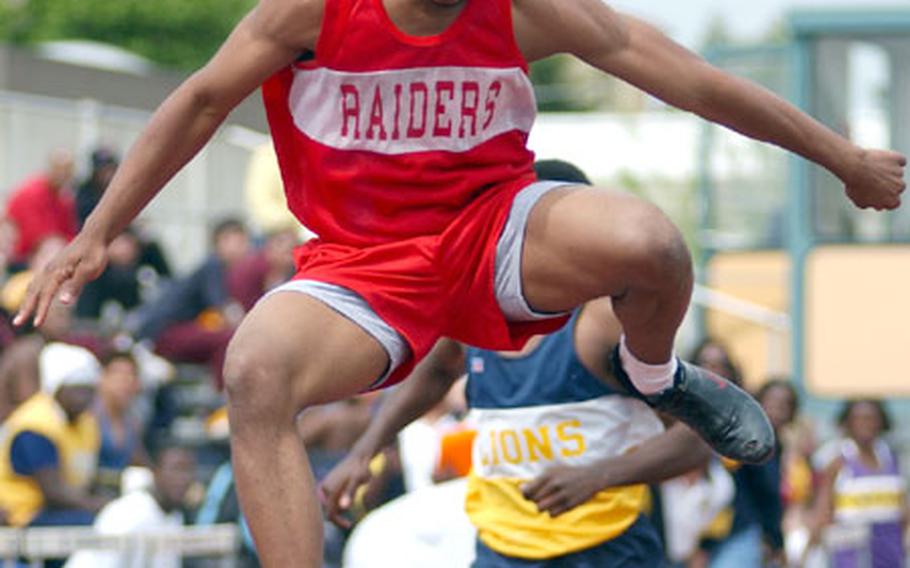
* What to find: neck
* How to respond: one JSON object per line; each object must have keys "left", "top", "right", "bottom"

{"left": 383, "top": 0, "right": 467, "bottom": 36}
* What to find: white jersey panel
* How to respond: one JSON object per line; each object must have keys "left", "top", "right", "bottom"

{"left": 470, "top": 396, "right": 663, "bottom": 480}
{"left": 289, "top": 66, "right": 536, "bottom": 155}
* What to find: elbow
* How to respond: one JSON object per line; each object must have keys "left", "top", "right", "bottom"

{"left": 611, "top": 17, "right": 632, "bottom": 54}
{"left": 182, "top": 71, "right": 234, "bottom": 122}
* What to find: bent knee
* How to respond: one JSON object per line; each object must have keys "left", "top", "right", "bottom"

{"left": 641, "top": 219, "right": 691, "bottom": 277}
{"left": 618, "top": 202, "right": 692, "bottom": 283}
{"left": 223, "top": 345, "right": 296, "bottom": 421}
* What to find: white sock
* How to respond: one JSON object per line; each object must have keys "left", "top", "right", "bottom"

{"left": 618, "top": 335, "right": 678, "bottom": 395}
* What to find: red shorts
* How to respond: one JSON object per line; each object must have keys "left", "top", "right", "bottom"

{"left": 288, "top": 179, "right": 570, "bottom": 387}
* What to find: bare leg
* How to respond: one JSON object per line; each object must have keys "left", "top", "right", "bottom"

{"left": 520, "top": 185, "right": 774, "bottom": 463}
{"left": 223, "top": 293, "right": 388, "bottom": 568}
{"left": 521, "top": 186, "right": 691, "bottom": 364}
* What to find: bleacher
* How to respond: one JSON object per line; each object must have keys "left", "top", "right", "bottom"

{"left": 0, "top": 524, "right": 238, "bottom": 568}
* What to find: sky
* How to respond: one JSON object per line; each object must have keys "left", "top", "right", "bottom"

{"left": 610, "top": 0, "right": 908, "bottom": 47}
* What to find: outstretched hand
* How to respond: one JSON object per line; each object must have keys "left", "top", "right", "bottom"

{"left": 13, "top": 234, "right": 109, "bottom": 328}
{"left": 843, "top": 149, "right": 907, "bottom": 210}
{"left": 319, "top": 451, "right": 374, "bottom": 530}
{"left": 522, "top": 464, "right": 605, "bottom": 517}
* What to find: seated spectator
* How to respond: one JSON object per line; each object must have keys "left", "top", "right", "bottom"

{"left": 133, "top": 221, "right": 172, "bottom": 281}
{"left": 0, "top": 297, "right": 115, "bottom": 426}
{"left": 5, "top": 149, "right": 76, "bottom": 266}
{"left": 228, "top": 228, "right": 298, "bottom": 311}
{"left": 0, "top": 297, "right": 79, "bottom": 425}
{"left": 75, "top": 147, "right": 119, "bottom": 228}
{"left": 0, "top": 343, "right": 106, "bottom": 528}
{"left": 0, "top": 336, "right": 43, "bottom": 423}
{"left": 76, "top": 229, "right": 158, "bottom": 322}
{"left": 93, "top": 351, "right": 150, "bottom": 496}
{"left": 130, "top": 219, "right": 250, "bottom": 386}
{"left": 64, "top": 443, "right": 197, "bottom": 568}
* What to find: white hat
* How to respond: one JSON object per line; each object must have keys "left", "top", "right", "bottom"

{"left": 40, "top": 343, "right": 101, "bottom": 394}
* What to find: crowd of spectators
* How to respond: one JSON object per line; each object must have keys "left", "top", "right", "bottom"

{"left": 0, "top": 147, "right": 306, "bottom": 566}
{"left": 0, "top": 149, "right": 906, "bottom": 568}
{"left": 650, "top": 343, "right": 907, "bottom": 568}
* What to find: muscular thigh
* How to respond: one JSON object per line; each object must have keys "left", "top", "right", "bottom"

{"left": 520, "top": 185, "right": 681, "bottom": 314}
{"left": 226, "top": 291, "right": 389, "bottom": 410}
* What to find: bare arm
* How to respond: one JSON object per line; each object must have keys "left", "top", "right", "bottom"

{"left": 597, "top": 421, "right": 711, "bottom": 486}
{"left": 352, "top": 339, "right": 464, "bottom": 459}
{"left": 514, "top": 0, "right": 905, "bottom": 210}
{"left": 34, "top": 468, "right": 106, "bottom": 513}
{"left": 320, "top": 338, "right": 465, "bottom": 527}
{"left": 523, "top": 421, "right": 710, "bottom": 516}
{"left": 16, "top": 0, "right": 323, "bottom": 327}
{"left": 809, "top": 457, "right": 843, "bottom": 542}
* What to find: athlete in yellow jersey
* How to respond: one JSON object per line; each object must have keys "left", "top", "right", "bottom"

{"left": 325, "top": 297, "right": 712, "bottom": 566}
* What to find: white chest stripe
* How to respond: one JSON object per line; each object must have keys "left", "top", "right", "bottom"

{"left": 469, "top": 397, "right": 664, "bottom": 479}
{"left": 288, "top": 66, "right": 536, "bottom": 155}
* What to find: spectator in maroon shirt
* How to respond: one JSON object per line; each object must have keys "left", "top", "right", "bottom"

{"left": 132, "top": 219, "right": 251, "bottom": 387}
{"left": 6, "top": 149, "right": 77, "bottom": 265}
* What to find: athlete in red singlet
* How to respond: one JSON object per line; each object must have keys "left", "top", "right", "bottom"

{"left": 16, "top": 0, "right": 906, "bottom": 566}
{"left": 261, "top": 0, "right": 561, "bottom": 382}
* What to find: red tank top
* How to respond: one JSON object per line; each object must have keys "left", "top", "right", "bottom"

{"left": 262, "top": 0, "right": 537, "bottom": 247}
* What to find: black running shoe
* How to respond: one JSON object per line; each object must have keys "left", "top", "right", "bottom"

{"left": 610, "top": 348, "right": 775, "bottom": 464}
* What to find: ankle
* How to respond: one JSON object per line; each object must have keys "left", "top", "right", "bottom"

{"left": 618, "top": 335, "right": 677, "bottom": 395}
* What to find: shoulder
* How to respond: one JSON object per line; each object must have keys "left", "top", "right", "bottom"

{"left": 9, "top": 395, "right": 62, "bottom": 432}
{"left": 196, "top": 256, "right": 224, "bottom": 278}
{"left": 821, "top": 455, "right": 845, "bottom": 481}
{"left": 7, "top": 178, "right": 42, "bottom": 204}
{"left": 253, "top": 0, "right": 326, "bottom": 52}
{"left": 511, "top": 0, "right": 628, "bottom": 62}
{"left": 11, "top": 430, "right": 56, "bottom": 453}
{"left": 10, "top": 431, "right": 59, "bottom": 474}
